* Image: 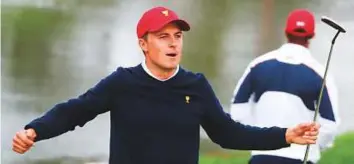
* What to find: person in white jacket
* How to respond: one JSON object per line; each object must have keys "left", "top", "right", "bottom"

{"left": 230, "top": 9, "right": 340, "bottom": 164}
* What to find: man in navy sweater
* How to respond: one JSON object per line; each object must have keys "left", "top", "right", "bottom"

{"left": 12, "top": 6, "right": 320, "bottom": 164}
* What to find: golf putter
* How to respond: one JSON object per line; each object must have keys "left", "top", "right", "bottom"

{"left": 302, "top": 16, "right": 346, "bottom": 164}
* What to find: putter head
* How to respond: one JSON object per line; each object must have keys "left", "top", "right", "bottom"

{"left": 321, "top": 16, "right": 346, "bottom": 33}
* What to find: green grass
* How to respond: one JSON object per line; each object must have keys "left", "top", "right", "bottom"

{"left": 318, "top": 132, "right": 354, "bottom": 164}
{"left": 199, "top": 131, "right": 354, "bottom": 164}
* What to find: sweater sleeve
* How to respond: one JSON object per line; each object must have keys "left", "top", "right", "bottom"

{"left": 198, "top": 74, "right": 290, "bottom": 150}
{"left": 24, "top": 68, "right": 123, "bottom": 142}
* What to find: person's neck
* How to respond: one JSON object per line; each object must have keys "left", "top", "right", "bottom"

{"left": 288, "top": 41, "right": 309, "bottom": 48}
{"left": 144, "top": 60, "right": 178, "bottom": 81}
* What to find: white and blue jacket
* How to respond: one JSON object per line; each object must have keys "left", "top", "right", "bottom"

{"left": 230, "top": 43, "right": 340, "bottom": 163}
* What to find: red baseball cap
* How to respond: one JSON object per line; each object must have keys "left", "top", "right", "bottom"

{"left": 136, "top": 6, "right": 190, "bottom": 38}
{"left": 285, "top": 9, "right": 315, "bottom": 38}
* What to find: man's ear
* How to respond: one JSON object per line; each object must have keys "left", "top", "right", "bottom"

{"left": 138, "top": 38, "right": 148, "bottom": 53}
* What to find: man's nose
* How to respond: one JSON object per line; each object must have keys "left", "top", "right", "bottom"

{"left": 169, "top": 38, "right": 177, "bottom": 47}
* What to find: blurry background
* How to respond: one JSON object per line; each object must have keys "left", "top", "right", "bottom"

{"left": 1, "top": 0, "right": 354, "bottom": 163}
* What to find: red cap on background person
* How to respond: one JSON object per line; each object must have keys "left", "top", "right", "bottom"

{"left": 136, "top": 6, "right": 190, "bottom": 38}
{"left": 285, "top": 9, "right": 315, "bottom": 38}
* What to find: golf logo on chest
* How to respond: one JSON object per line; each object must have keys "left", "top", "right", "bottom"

{"left": 185, "top": 96, "right": 190, "bottom": 104}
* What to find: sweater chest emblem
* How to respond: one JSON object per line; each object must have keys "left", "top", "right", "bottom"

{"left": 185, "top": 96, "right": 190, "bottom": 104}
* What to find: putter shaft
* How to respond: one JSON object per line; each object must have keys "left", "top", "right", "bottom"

{"left": 302, "top": 30, "right": 340, "bottom": 164}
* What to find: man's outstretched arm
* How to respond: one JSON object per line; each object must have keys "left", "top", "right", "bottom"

{"left": 198, "top": 74, "right": 319, "bottom": 150}
{"left": 12, "top": 68, "right": 123, "bottom": 154}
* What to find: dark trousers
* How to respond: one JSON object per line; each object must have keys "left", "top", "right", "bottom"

{"left": 249, "top": 155, "right": 315, "bottom": 164}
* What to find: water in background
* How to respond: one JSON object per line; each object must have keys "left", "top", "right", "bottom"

{"left": 2, "top": 0, "right": 354, "bottom": 163}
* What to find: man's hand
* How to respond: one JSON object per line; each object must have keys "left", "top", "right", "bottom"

{"left": 12, "top": 128, "right": 37, "bottom": 154}
{"left": 285, "top": 122, "right": 320, "bottom": 145}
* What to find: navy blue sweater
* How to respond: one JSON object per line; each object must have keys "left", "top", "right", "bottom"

{"left": 25, "top": 64, "right": 290, "bottom": 164}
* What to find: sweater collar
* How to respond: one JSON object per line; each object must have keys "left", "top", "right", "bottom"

{"left": 141, "top": 60, "right": 180, "bottom": 81}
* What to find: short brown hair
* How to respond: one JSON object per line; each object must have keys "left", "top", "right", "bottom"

{"left": 286, "top": 32, "right": 312, "bottom": 43}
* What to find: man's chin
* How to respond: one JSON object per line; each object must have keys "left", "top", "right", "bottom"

{"left": 162, "top": 65, "right": 178, "bottom": 72}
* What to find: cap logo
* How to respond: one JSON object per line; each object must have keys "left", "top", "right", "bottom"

{"left": 296, "top": 21, "right": 305, "bottom": 27}
{"left": 162, "top": 10, "right": 169, "bottom": 16}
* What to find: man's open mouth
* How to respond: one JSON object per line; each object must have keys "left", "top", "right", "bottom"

{"left": 166, "top": 53, "right": 177, "bottom": 57}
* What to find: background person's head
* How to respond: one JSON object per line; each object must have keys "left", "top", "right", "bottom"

{"left": 285, "top": 9, "right": 315, "bottom": 48}
{"left": 136, "top": 6, "right": 190, "bottom": 72}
